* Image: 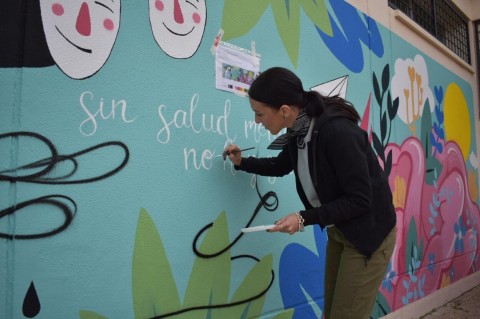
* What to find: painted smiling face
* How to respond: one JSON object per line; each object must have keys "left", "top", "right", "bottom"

{"left": 149, "top": 0, "right": 206, "bottom": 58}
{"left": 40, "top": 1, "right": 121, "bottom": 79}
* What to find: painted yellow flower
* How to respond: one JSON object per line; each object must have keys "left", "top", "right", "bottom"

{"left": 468, "top": 169, "right": 478, "bottom": 202}
{"left": 440, "top": 273, "right": 452, "bottom": 288}
{"left": 393, "top": 175, "right": 406, "bottom": 209}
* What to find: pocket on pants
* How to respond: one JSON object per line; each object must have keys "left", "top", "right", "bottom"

{"left": 381, "top": 227, "right": 397, "bottom": 262}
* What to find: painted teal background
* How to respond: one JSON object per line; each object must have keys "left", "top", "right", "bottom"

{"left": 1, "top": 1, "right": 478, "bottom": 319}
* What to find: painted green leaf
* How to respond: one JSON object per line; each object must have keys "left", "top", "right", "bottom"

{"left": 373, "top": 72, "right": 382, "bottom": 106}
{"left": 381, "top": 111, "right": 387, "bottom": 143}
{"left": 422, "top": 103, "right": 442, "bottom": 184}
{"left": 271, "top": 0, "right": 301, "bottom": 67}
{"left": 385, "top": 149, "right": 392, "bottom": 178}
{"left": 222, "top": 0, "right": 331, "bottom": 67}
{"left": 388, "top": 96, "right": 400, "bottom": 120}
{"left": 300, "top": 0, "right": 332, "bottom": 36}
{"left": 271, "top": 308, "right": 295, "bottom": 319}
{"left": 381, "top": 64, "right": 390, "bottom": 94}
{"left": 426, "top": 156, "right": 442, "bottom": 185}
{"left": 370, "top": 292, "right": 392, "bottom": 318}
{"left": 421, "top": 99, "right": 432, "bottom": 157}
{"left": 219, "top": 254, "right": 273, "bottom": 318}
{"left": 182, "top": 211, "right": 231, "bottom": 319}
{"left": 132, "top": 208, "right": 181, "bottom": 319}
{"left": 372, "top": 132, "right": 385, "bottom": 163}
{"left": 79, "top": 310, "right": 108, "bottom": 319}
{"left": 222, "top": 0, "right": 270, "bottom": 40}
{"left": 405, "top": 217, "right": 418, "bottom": 271}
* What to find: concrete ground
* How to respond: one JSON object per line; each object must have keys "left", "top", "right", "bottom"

{"left": 418, "top": 284, "right": 480, "bottom": 318}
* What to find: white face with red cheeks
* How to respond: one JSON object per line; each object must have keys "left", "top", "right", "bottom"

{"left": 149, "top": 0, "right": 206, "bottom": 58}
{"left": 40, "top": 0, "right": 121, "bottom": 79}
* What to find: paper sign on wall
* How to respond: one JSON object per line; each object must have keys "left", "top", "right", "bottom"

{"left": 215, "top": 41, "right": 260, "bottom": 96}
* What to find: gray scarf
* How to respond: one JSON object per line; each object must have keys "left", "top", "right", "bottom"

{"left": 267, "top": 111, "right": 311, "bottom": 150}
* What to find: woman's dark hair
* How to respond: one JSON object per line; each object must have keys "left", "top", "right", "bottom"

{"left": 248, "top": 67, "right": 360, "bottom": 122}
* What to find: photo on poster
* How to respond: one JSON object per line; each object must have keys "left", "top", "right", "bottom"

{"left": 215, "top": 41, "right": 260, "bottom": 95}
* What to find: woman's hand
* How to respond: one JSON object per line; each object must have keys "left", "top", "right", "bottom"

{"left": 224, "top": 144, "right": 242, "bottom": 166}
{"left": 268, "top": 213, "right": 300, "bottom": 235}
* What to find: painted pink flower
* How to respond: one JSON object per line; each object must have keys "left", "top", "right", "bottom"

{"left": 380, "top": 137, "right": 480, "bottom": 310}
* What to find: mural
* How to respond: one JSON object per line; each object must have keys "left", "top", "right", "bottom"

{"left": 149, "top": 0, "right": 207, "bottom": 58}
{"left": 0, "top": 131, "right": 129, "bottom": 240}
{"left": 39, "top": 0, "right": 121, "bottom": 79}
{"left": 1, "top": 1, "right": 478, "bottom": 318}
{"left": 78, "top": 208, "right": 293, "bottom": 319}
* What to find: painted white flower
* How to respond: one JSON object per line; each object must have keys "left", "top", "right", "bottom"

{"left": 391, "top": 55, "right": 434, "bottom": 129}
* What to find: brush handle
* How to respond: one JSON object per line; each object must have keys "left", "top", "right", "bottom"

{"left": 226, "top": 146, "right": 255, "bottom": 155}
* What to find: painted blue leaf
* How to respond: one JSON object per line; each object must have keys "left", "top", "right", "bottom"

{"left": 434, "top": 86, "right": 444, "bottom": 104}
{"left": 279, "top": 225, "right": 327, "bottom": 319}
{"left": 430, "top": 132, "right": 440, "bottom": 149}
{"left": 433, "top": 122, "right": 441, "bottom": 136}
{"left": 438, "top": 128, "right": 445, "bottom": 140}
{"left": 316, "top": 0, "right": 384, "bottom": 73}
{"left": 434, "top": 105, "right": 444, "bottom": 127}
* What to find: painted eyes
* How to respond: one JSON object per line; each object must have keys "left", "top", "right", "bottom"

{"left": 51, "top": 2, "right": 115, "bottom": 32}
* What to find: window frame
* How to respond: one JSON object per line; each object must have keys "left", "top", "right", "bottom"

{"left": 388, "top": 0, "right": 471, "bottom": 64}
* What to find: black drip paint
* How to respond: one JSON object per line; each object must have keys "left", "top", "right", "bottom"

{"left": 23, "top": 281, "right": 41, "bottom": 318}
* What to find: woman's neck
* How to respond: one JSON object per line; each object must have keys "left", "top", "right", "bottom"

{"left": 285, "top": 107, "right": 301, "bottom": 128}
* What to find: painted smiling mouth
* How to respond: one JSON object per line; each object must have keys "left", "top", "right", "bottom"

{"left": 162, "top": 22, "right": 194, "bottom": 36}
{"left": 55, "top": 26, "right": 92, "bottom": 54}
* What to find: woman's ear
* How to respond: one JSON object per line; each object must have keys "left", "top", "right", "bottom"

{"left": 280, "top": 104, "right": 291, "bottom": 118}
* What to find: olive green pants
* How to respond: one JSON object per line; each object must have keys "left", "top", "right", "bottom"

{"left": 324, "top": 226, "right": 396, "bottom": 319}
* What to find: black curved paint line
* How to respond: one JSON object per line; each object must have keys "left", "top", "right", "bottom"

{"left": 0, "top": 131, "right": 129, "bottom": 239}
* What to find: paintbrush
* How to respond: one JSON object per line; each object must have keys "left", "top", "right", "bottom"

{"left": 217, "top": 147, "right": 255, "bottom": 160}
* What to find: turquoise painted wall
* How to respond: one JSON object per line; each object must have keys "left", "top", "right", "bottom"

{"left": 1, "top": 1, "right": 479, "bottom": 318}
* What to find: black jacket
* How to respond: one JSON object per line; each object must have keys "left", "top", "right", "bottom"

{"left": 237, "top": 113, "right": 396, "bottom": 257}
